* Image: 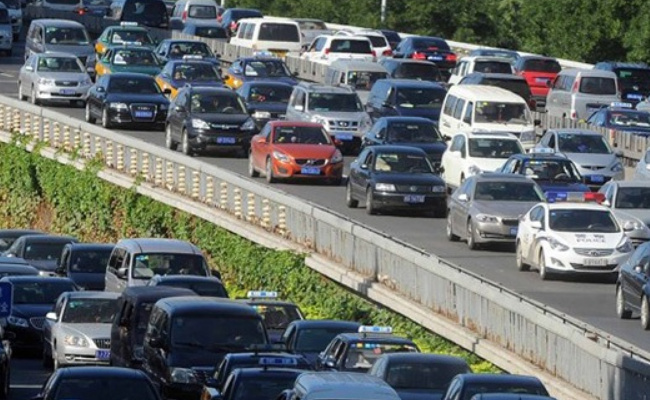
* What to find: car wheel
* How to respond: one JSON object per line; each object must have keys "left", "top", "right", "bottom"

{"left": 446, "top": 213, "right": 459, "bottom": 241}
{"left": 42, "top": 343, "right": 53, "bottom": 368}
{"left": 265, "top": 158, "right": 277, "bottom": 184}
{"left": 365, "top": 187, "right": 377, "bottom": 215}
{"left": 248, "top": 153, "right": 259, "bottom": 178}
{"left": 538, "top": 250, "right": 553, "bottom": 280}
{"left": 52, "top": 347, "right": 60, "bottom": 371}
{"left": 165, "top": 124, "right": 177, "bottom": 150}
{"left": 642, "top": 297, "right": 650, "bottom": 330}
{"left": 0, "top": 366, "right": 9, "bottom": 400}
{"left": 616, "top": 284, "right": 632, "bottom": 319}
{"left": 30, "top": 86, "right": 38, "bottom": 105}
{"left": 18, "top": 82, "right": 25, "bottom": 101}
{"left": 85, "top": 102, "right": 96, "bottom": 124}
{"left": 466, "top": 219, "right": 478, "bottom": 250}
{"left": 516, "top": 240, "right": 530, "bottom": 271}
{"left": 101, "top": 107, "right": 112, "bottom": 129}
{"left": 345, "top": 180, "right": 358, "bottom": 208}
{"left": 181, "top": 129, "right": 193, "bottom": 156}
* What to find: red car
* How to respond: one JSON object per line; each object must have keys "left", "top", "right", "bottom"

{"left": 248, "top": 121, "right": 344, "bottom": 184}
{"left": 514, "top": 55, "right": 562, "bottom": 110}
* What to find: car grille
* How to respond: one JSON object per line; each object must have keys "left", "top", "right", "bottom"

{"left": 129, "top": 103, "right": 157, "bottom": 122}
{"left": 295, "top": 158, "right": 326, "bottom": 166}
{"left": 191, "top": 367, "right": 213, "bottom": 384}
{"left": 500, "top": 218, "right": 519, "bottom": 226}
{"left": 30, "top": 317, "right": 45, "bottom": 330}
{"left": 570, "top": 263, "right": 618, "bottom": 271}
{"left": 396, "top": 185, "right": 430, "bottom": 193}
{"left": 328, "top": 120, "right": 358, "bottom": 132}
{"left": 55, "top": 81, "right": 79, "bottom": 87}
{"left": 580, "top": 165, "right": 607, "bottom": 171}
{"left": 574, "top": 248, "right": 614, "bottom": 257}
{"left": 94, "top": 338, "right": 111, "bottom": 349}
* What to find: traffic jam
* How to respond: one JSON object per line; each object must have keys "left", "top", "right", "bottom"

{"left": 3, "top": 0, "right": 650, "bottom": 398}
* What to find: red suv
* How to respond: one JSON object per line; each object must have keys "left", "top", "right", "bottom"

{"left": 514, "top": 56, "right": 561, "bottom": 110}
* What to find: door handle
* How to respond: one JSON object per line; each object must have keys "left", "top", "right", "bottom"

{"left": 442, "top": 121, "right": 451, "bottom": 127}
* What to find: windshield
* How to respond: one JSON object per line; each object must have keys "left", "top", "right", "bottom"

{"left": 346, "top": 71, "right": 387, "bottom": 91}
{"left": 108, "top": 77, "right": 161, "bottom": 94}
{"left": 36, "top": 57, "right": 83, "bottom": 72}
{"left": 273, "top": 126, "right": 331, "bottom": 145}
{"left": 557, "top": 133, "right": 611, "bottom": 154}
{"left": 53, "top": 378, "right": 157, "bottom": 400}
{"left": 468, "top": 138, "right": 523, "bottom": 158}
{"left": 549, "top": 209, "right": 619, "bottom": 232}
{"left": 62, "top": 298, "right": 117, "bottom": 323}
{"left": 396, "top": 88, "right": 445, "bottom": 109}
{"left": 474, "top": 61, "right": 512, "bottom": 74}
{"left": 474, "top": 181, "right": 544, "bottom": 202}
{"left": 69, "top": 249, "right": 112, "bottom": 273}
{"left": 308, "top": 93, "right": 362, "bottom": 112}
{"left": 232, "top": 375, "right": 298, "bottom": 400}
{"left": 258, "top": 23, "right": 300, "bottom": 42}
{"left": 522, "top": 159, "right": 582, "bottom": 182}
{"left": 412, "top": 38, "right": 450, "bottom": 51}
{"left": 608, "top": 111, "right": 650, "bottom": 128}
{"left": 190, "top": 93, "right": 247, "bottom": 114}
{"left": 46, "top": 0, "right": 78, "bottom": 5}
{"left": 172, "top": 316, "right": 267, "bottom": 349}
{"left": 168, "top": 42, "right": 213, "bottom": 58}
{"left": 194, "top": 27, "right": 228, "bottom": 38}
{"left": 295, "top": 327, "right": 355, "bottom": 352}
{"left": 616, "top": 68, "right": 650, "bottom": 87}
{"left": 393, "top": 63, "right": 440, "bottom": 81}
{"left": 387, "top": 121, "right": 443, "bottom": 143}
{"left": 44, "top": 27, "right": 90, "bottom": 45}
{"left": 344, "top": 342, "right": 418, "bottom": 371}
{"left": 475, "top": 101, "right": 530, "bottom": 125}
{"left": 463, "top": 383, "right": 547, "bottom": 400}
{"left": 580, "top": 77, "right": 617, "bottom": 95}
{"left": 522, "top": 58, "right": 561, "bottom": 73}
{"left": 243, "top": 60, "right": 291, "bottom": 77}
{"left": 373, "top": 152, "right": 434, "bottom": 174}
{"left": 112, "top": 49, "right": 158, "bottom": 66}
{"left": 172, "top": 63, "right": 220, "bottom": 81}
{"left": 615, "top": 187, "right": 650, "bottom": 209}
{"left": 386, "top": 362, "right": 470, "bottom": 391}
{"left": 83, "top": 0, "right": 111, "bottom": 6}
{"left": 189, "top": 5, "right": 216, "bottom": 18}
{"left": 249, "top": 303, "right": 302, "bottom": 330}
{"left": 24, "top": 243, "right": 68, "bottom": 261}
{"left": 247, "top": 85, "right": 292, "bottom": 103}
{"left": 330, "top": 39, "right": 372, "bottom": 54}
{"left": 12, "top": 281, "right": 75, "bottom": 304}
{"left": 111, "top": 29, "right": 154, "bottom": 45}
{"left": 157, "top": 280, "right": 227, "bottom": 297}
{"left": 482, "top": 78, "right": 531, "bottom": 99}
{"left": 0, "top": 10, "right": 9, "bottom": 24}
{"left": 132, "top": 253, "right": 208, "bottom": 279}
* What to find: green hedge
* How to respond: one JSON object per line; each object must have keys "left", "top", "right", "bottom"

{"left": 0, "top": 139, "right": 497, "bottom": 372}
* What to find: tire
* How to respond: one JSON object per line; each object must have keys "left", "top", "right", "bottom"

{"left": 538, "top": 250, "right": 553, "bottom": 281}
{"left": 30, "top": 86, "right": 38, "bottom": 105}
{"left": 265, "top": 158, "right": 277, "bottom": 183}
{"left": 516, "top": 240, "right": 530, "bottom": 271}
{"left": 365, "top": 188, "right": 377, "bottom": 215}
{"left": 42, "top": 343, "right": 53, "bottom": 368}
{"left": 101, "top": 107, "right": 112, "bottom": 129}
{"left": 345, "top": 180, "right": 358, "bottom": 208}
{"left": 181, "top": 129, "right": 192, "bottom": 156}
{"left": 85, "top": 102, "right": 96, "bottom": 124}
{"left": 642, "top": 296, "right": 650, "bottom": 330}
{"left": 616, "top": 285, "right": 632, "bottom": 319}
{"left": 0, "top": 367, "right": 9, "bottom": 400}
{"left": 52, "top": 347, "right": 60, "bottom": 371}
{"left": 18, "top": 82, "right": 25, "bottom": 101}
{"left": 446, "top": 213, "right": 459, "bottom": 241}
{"left": 248, "top": 153, "right": 259, "bottom": 177}
{"left": 165, "top": 124, "right": 177, "bottom": 150}
{"left": 466, "top": 219, "right": 479, "bottom": 250}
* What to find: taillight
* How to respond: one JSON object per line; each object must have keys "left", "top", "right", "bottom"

{"left": 571, "top": 78, "right": 580, "bottom": 93}
{"left": 324, "top": 48, "right": 330, "bottom": 54}
{"left": 181, "top": 10, "right": 187, "bottom": 20}
{"left": 371, "top": 50, "right": 376, "bottom": 57}
{"left": 230, "top": 22, "right": 236, "bottom": 30}
{"left": 412, "top": 51, "right": 426, "bottom": 60}
{"left": 77, "top": 8, "right": 86, "bottom": 15}
{"left": 445, "top": 53, "right": 457, "bottom": 62}
{"left": 382, "top": 49, "right": 392, "bottom": 56}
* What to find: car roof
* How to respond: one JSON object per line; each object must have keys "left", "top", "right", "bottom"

{"left": 448, "top": 85, "right": 526, "bottom": 102}
{"left": 518, "top": 55, "right": 558, "bottom": 62}
{"left": 408, "top": 35, "right": 447, "bottom": 42}
{"left": 153, "top": 275, "right": 223, "bottom": 284}
{"left": 609, "top": 180, "right": 650, "bottom": 188}
{"left": 0, "top": 257, "right": 30, "bottom": 265}
{"left": 289, "top": 319, "right": 361, "bottom": 329}
{"left": 105, "top": 45, "right": 154, "bottom": 52}
{"left": 18, "top": 234, "right": 77, "bottom": 244}
{"left": 239, "top": 56, "right": 284, "bottom": 63}
{"left": 375, "top": 79, "right": 445, "bottom": 89}
{"left": 32, "top": 19, "right": 85, "bottom": 28}
{"left": 379, "top": 116, "right": 437, "bottom": 124}
{"left": 268, "top": 121, "right": 322, "bottom": 128}
{"left": 241, "top": 299, "right": 298, "bottom": 308}
{"left": 461, "top": 131, "right": 519, "bottom": 140}
{"left": 184, "top": 21, "right": 224, "bottom": 27}
{"left": 233, "top": 367, "right": 305, "bottom": 377}
{"left": 58, "top": 366, "right": 149, "bottom": 379}
{"left": 0, "top": 229, "right": 42, "bottom": 237}
{"left": 473, "top": 173, "right": 534, "bottom": 183}
{"left": 167, "top": 59, "right": 216, "bottom": 67}
{"left": 107, "top": 72, "right": 156, "bottom": 80}
{"left": 510, "top": 153, "right": 571, "bottom": 161}
{"left": 455, "top": 373, "right": 544, "bottom": 385}
{"left": 470, "top": 395, "right": 555, "bottom": 400}
{"left": 595, "top": 61, "right": 649, "bottom": 70}
{"left": 459, "top": 55, "right": 514, "bottom": 63}
{"left": 187, "top": 86, "right": 239, "bottom": 96}
{"left": 115, "top": 238, "right": 202, "bottom": 255}
{"left": 546, "top": 202, "right": 609, "bottom": 211}
{"left": 66, "top": 243, "right": 115, "bottom": 251}
{"left": 297, "top": 82, "right": 353, "bottom": 94}
{"left": 108, "top": 25, "right": 148, "bottom": 31}
{"left": 238, "top": 17, "right": 298, "bottom": 25}
{"left": 64, "top": 291, "right": 121, "bottom": 300}
{"left": 380, "top": 352, "right": 469, "bottom": 366}
{"left": 120, "top": 286, "right": 198, "bottom": 302}
{"left": 336, "top": 332, "right": 416, "bottom": 344}
{"left": 0, "top": 276, "right": 75, "bottom": 284}
{"left": 368, "top": 145, "right": 429, "bottom": 155}
{"left": 241, "top": 81, "right": 294, "bottom": 89}
{"left": 156, "top": 296, "right": 261, "bottom": 316}
{"left": 464, "top": 72, "right": 526, "bottom": 81}
{"left": 296, "top": 373, "right": 399, "bottom": 400}
{"left": 0, "top": 264, "right": 39, "bottom": 273}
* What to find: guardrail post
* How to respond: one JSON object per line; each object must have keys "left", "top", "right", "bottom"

{"left": 178, "top": 165, "right": 186, "bottom": 194}
{"left": 63, "top": 125, "right": 71, "bottom": 151}
{"left": 11, "top": 108, "right": 20, "bottom": 133}
{"left": 0, "top": 105, "right": 5, "bottom": 131}
{"left": 129, "top": 149, "right": 138, "bottom": 176}
{"left": 116, "top": 145, "right": 125, "bottom": 171}
{"left": 191, "top": 171, "right": 200, "bottom": 199}
{"left": 246, "top": 193, "right": 255, "bottom": 222}
{"left": 142, "top": 152, "right": 150, "bottom": 181}
{"left": 234, "top": 188, "right": 242, "bottom": 218}
{"left": 23, "top": 113, "right": 31, "bottom": 136}
{"left": 261, "top": 199, "right": 270, "bottom": 229}
{"left": 165, "top": 161, "right": 174, "bottom": 190}
{"left": 82, "top": 132, "right": 91, "bottom": 157}
{"left": 42, "top": 120, "right": 50, "bottom": 145}
{"left": 105, "top": 140, "right": 113, "bottom": 167}
{"left": 32, "top": 115, "right": 40, "bottom": 142}
{"left": 205, "top": 176, "right": 214, "bottom": 205}
{"left": 52, "top": 122, "right": 60, "bottom": 148}
{"left": 154, "top": 158, "right": 163, "bottom": 186}
{"left": 73, "top": 128, "right": 81, "bottom": 152}
{"left": 277, "top": 206, "right": 287, "bottom": 236}
{"left": 219, "top": 182, "right": 228, "bottom": 209}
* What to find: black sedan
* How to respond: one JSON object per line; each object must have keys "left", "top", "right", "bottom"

{"left": 236, "top": 81, "right": 294, "bottom": 130}
{"left": 441, "top": 374, "right": 549, "bottom": 400}
{"left": 165, "top": 86, "right": 257, "bottom": 156}
{"left": 0, "top": 263, "right": 38, "bottom": 278}
{"left": 0, "top": 276, "right": 77, "bottom": 351}
{"left": 280, "top": 320, "right": 361, "bottom": 366}
{"left": 393, "top": 36, "right": 457, "bottom": 80}
{"left": 32, "top": 366, "right": 161, "bottom": 400}
{"left": 361, "top": 117, "right": 447, "bottom": 167}
{"left": 617, "top": 241, "right": 650, "bottom": 329}
{"left": 55, "top": 243, "right": 114, "bottom": 290}
{"left": 346, "top": 146, "right": 447, "bottom": 216}
{"left": 84, "top": 73, "right": 171, "bottom": 130}
{"left": 3, "top": 234, "right": 78, "bottom": 276}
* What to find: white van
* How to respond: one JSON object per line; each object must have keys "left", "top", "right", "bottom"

{"left": 546, "top": 68, "right": 620, "bottom": 121}
{"left": 230, "top": 17, "right": 302, "bottom": 56}
{"left": 170, "top": 0, "right": 220, "bottom": 25}
{"left": 439, "top": 85, "right": 538, "bottom": 149}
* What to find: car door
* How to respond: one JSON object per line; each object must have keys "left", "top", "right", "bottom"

{"left": 93, "top": 76, "right": 109, "bottom": 115}
{"left": 281, "top": 324, "right": 296, "bottom": 352}
{"left": 21, "top": 56, "right": 36, "bottom": 92}
{"left": 169, "top": 90, "right": 187, "bottom": 137}
{"left": 356, "top": 149, "right": 374, "bottom": 195}
{"left": 450, "top": 178, "right": 471, "bottom": 235}
{"left": 458, "top": 101, "right": 472, "bottom": 132}
{"left": 451, "top": 98, "right": 465, "bottom": 130}
{"left": 252, "top": 123, "right": 272, "bottom": 170}
{"left": 635, "top": 149, "right": 650, "bottom": 181}
{"left": 155, "top": 41, "right": 169, "bottom": 63}
{"left": 629, "top": 255, "right": 650, "bottom": 310}
{"left": 460, "top": 180, "right": 475, "bottom": 239}
{"left": 520, "top": 205, "right": 543, "bottom": 262}
{"left": 105, "top": 247, "right": 125, "bottom": 292}
{"left": 439, "top": 95, "right": 458, "bottom": 138}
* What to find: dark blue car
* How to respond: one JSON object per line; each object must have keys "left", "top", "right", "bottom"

{"left": 237, "top": 81, "right": 294, "bottom": 129}
{"left": 365, "top": 79, "right": 447, "bottom": 123}
{"left": 586, "top": 104, "right": 650, "bottom": 138}
{"left": 280, "top": 320, "right": 361, "bottom": 366}
{"left": 441, "top": 374, "right": 549, "bottom": 400}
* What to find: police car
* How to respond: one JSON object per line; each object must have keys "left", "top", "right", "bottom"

{"left": 155, "top": 56, "right": 225, "bottom": 99}
{"left": 224, "top": 54, "right": 297, "bottom": 90}
{"left": 242, "top": 291, "right": 304, "bottom": 343}
{"left": 95, "top": 43, "right": 162, "bottom": 77}
{"left": 586, "top": 102, "right": 650, "bottom": 138}
{"left": 316, "top": 326, "right": 419, "bottom": 372}
{"left": 95, "top": 22, "right": 156, "bottom": 55}
{"left": 516, "top": 192, "right": 635, "bottom": 280}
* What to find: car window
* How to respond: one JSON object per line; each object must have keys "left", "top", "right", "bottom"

{"left": 473, "top": 181, "right": 544, "bottom": 202}
{"left": 468, "top": 138, "right": 523, "bottom": 158}
{"left": 579, "top": 77, "right": 616, "bottom": 95}
{"left": 36, "top": 57, "right": 83, "bottom": 72}
{"left": 549, "top": 209, "right": 619, "bottom": 233}
{"left": 463, "top": 102, "right": 473, "bottom": 124}
{"left": 474, "top": 101, "right": 530, "bottom": 125}
{"left": 188, "top": 5, "right": 216, "bottom": 18}
{"left": 44, "top": 26, "right": 90, "bottom": 45}
{"left": 258, "top": 23, "right": 300, "bottom": 42}
{"left": 557, "top": 133, "right": 611, "bottom": 154}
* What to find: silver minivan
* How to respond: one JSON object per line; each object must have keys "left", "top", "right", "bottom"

{"left": 546, "top": 68, "right": 619, "bottom": 121}
{"left": 104, "top": 238, "right": 211, "bottom": 292}
{"left": 324, "top": 60, "right": 389, "bottom": 104}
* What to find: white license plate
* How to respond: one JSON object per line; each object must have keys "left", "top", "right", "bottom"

{"left": 535, "top": 78, "right": 549, "bottom": 84}
{"left": 583, "top": 258, "right": 608, "bottom": 266}
{"left": 59, "top": 89, "right": 75, "bottom": 95}
{"left": 404, "top": 195, "right": 425, "bottom": 203}
{"left": 95, "top": 350, "right": 110, "bottom": 360}
{"left": 216, "top": 137, "right": 236, "bottom": 144}
{"left": 428, "top": 56, "right": 443, "bottom": 61}
{"left": 335, "top": 133, "right": 354, "bottom": 141}
{"left": 628, "top": 94, "right": 644, "bottom": 100}
{"left": 301, "top": 167, "right": 320, "bottom": 175}
{"left": 134, "top": 111, "right": 153, "bottom": 118}
{"left": 510, "top": 227, "right": 518, "bottom": 236}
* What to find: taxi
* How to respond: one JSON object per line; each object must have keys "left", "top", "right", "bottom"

{"left": 316, "top": 326, "right": 419, "bottom": 372}
{"left": 155, "top": 56, "right": 224, "bottom": 99}
{"left": 224, "top": 53, "right": 297, "bottom": 90}
{"left": 516, "top": 193, "right": 635, "bottom": 280}
{"left": 241, "top": 291, "right": 304, "bottom": 343}
{"left": 95, "top": 22, "right": 157, "bottom": 56}
{"left": 154, "top": 39, "right": 221, "bottom": 65}
{"left": 95, "top": 44, "right": 162, "bottom": 77}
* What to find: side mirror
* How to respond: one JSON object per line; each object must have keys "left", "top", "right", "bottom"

{"left": 457, "top": 193, "right": 468, "bottom": 202}
{"left": 254, "top": 136, "right": 266, "bottom": 144}
{"left": 294, "top": 105, "right": 304, "bottom": 112}
{"left": 444, "top": 135, "right": 451, "bottom": 141}
{"left": 148, "top": 336, "right": 166, "bottom": 349}
{"left": 375, "top": 133, "right": 384, "bottom": 140}
{"left": 381, "top": 101, "right": 393, "bottom": 109}
{"left": 546, "top": 80, "right": 553, "bottom": 88}
{"left": 530, "top": 220, "right": 543, "bottom": 230}
{"left": 292, "top": 72, "right": 299, "bottom": 77}
{"left": 534, "top": 119, "right": 541, "bottom": 126}
{"left": 222, "top": 74, "right": 230, "bottom": 81}
{"left": 96, "top": 86, "right": 105, "bottom": 93}
{"left": 334, "top": 139, "right": 343, "bottom": 147}
{"left": 118, "top": 317, "right": 129, "bottom": 327}
{"left": 324, "top": 358, "right": 336, "bottom": 369}
{"left": 436, "top": 166, "right": 445, "bottom": 174}
{"left": 45, "top": 312, "right": 57, "bottom": 321}
{"left": 634, "top": 264, "right": 644, "bottom": 274}
{"left": 25, "top": 65, "right": 33, "bottom": 72}
{"left": 54, "top": 266, "right": 65, "bottom": 275}
{"left": 360, "top": 163, "right": 368, "bottom": 170}
{"left": 601, "top": 199, "right": 611, "bottom": 207}
{"left": 174, "top": 105, "right": 186, "bottom": 113}
{"left": 116, "top": 267, "right": 128, "bottom": 279}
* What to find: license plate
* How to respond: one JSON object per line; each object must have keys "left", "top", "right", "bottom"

{"left": 404, "top": 195, "right": 425, "bottom": 203}
{"left": 335, "top": 133, "right": 354, "bottom": 141}
{"left": 427, "top": 56, "right": 443, "bottom": 61}
{"left": 216, "top": 137, "right": 236, "bottom": 144}
{"left": 95, "top": 350, "right": 110, "bottom": 360}
{"left": 590, "top": 175, "right": 604, "bottom": 183}
{"left": 535, "top": 78, "right": 549, "bottom": 84}
{"left": 510, "top": 227, "right": 518, "bottom": 236}
{"left": 301, "top": 167, "right": 320, "bottom": 175}
{"left": 628, "top": 94, "right": 644, "bottom": 100}
{"left": 59, "top": 89, "right": 75, "bottom": 95}
{"left": 583, "top": 258, "right": 608, "bottom": 267}
{"left": 134, "top": 111, "right": 153, "bottom": 118}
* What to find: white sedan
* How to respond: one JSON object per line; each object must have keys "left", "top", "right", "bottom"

{"left": 515, "top": 199, "right": 635, "bottom": 280}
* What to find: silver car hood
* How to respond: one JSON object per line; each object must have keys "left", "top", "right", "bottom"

{"left": 472, "top": 201, "right": 538, "bottom": 219}
{"left": 44, "top": 44, "right": 95, "bottom": 58}
{"left": 35, "top": 71, "right": 88, "bottom": 80}
{"left": 613, "top": 209, "right": 650, "bottom": 225}
{"left": 564, "top": 152, "right": 615, "bottom": 168}
{"left": 61, "top": 323, "right": 112, "bottom": 339}
{"left": 310, "top": 110, "right": 368, "bottom": 120}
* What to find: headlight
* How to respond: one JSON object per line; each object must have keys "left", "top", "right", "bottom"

{"left": 431, "top": 185, "right": 446, "bottom": 193}
{"left": 38, "top": 78, "right": 55, "bottom": 86}
{"left": 375, "top": 183, "right": 396, "bottom": 192}
{"left": 169, "top": 367, "right": 197, "bottom": 384}
{"left": 109, "top": 102, "right": 128, "bottom": 110}
{"left": 623, "top": 220, "right": 645, "bottom": 231}
{"left": 272, "top": 150, "right": 289, "bottom": 162}
{"left": 475, "top": 213, "right": 498, "bottom": 223}
{"left": 241, "top": 118, "right": 256, "bottom": 131}
{"left": 310, "top": 115, "right": 326, "bottom": 125}
{"left": 191, "top": 118, "right": 210, "bottom": 130}
{"left": 617, "top": 238, "right": 634, "bottom": 253}
{"left": 330, "top": 149, "right": 343, "bottom": 164}
{"left": 253, "top": 111, "right": 271, "bottom": 119}
{"left": 468, "top": 165, "right": 482, "bottom": 176}
{"left": 611, "top": 162, "right": 624, "bottom": 172}
{"left": 64, "top": 335, "right": 89, "bottom": 347}
{"left": 7, "top": 315, "right": 28, "bottom": 328}
{"left": 548, "top": 237, "right": 569, "bottom": 252}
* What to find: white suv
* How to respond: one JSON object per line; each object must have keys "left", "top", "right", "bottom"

{"left": 334, "top": 29, "right": 392, "bottom": 58}
{"left": 301, "top": 35, "right": 375, "bottom": 65}
{"left": 441, "top": 131, "right": 524, "bottom": 189}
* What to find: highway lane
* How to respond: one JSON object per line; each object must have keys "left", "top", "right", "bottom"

{"left": 9, "top": 356, "right": 48, "bottom": 400}
{"left": 1, "top": 40, "right": 648, "bottom": 353}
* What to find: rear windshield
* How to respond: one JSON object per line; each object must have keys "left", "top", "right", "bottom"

{"left": 522, "top": 59, "right": 561, "bottom": 73}
{"left": 396, "top": 88, "right": 445, "bottom": 109}
{"left": 482, "top": 78, "right": 531, "bottom": 99}
{"left": 579, "top": 77, "right": 617, "bottom": 95}
{"left": 188, "top": 5, "right": 216, "bottom": 19}
{"left": 330, "top": 39, "right": 372, "bottom": 54}
{"left": 194, "top": 26, "right": 228, "bottom": 38}
{"left": 364, "top": 35, "right": 388, "bottom": 48}
{"left": 393, "top": 63, "right": 440, "bottom": 81}
{"left": 474, "top": 61, "right": 512, "bottom": 74}
{"left": 258, "top": 23, "right": 300, "bottom": 42}
{"left": 463, "top": 383, "right": 548, "bottom": 400}
{"left": 0, "top": 10, "right": 9, "bottom": 24}
{"left": 412, "top": 38, "right": 450, "bottom": 51}
{"left": 122, "top": 0, "right": 168, "bottom": 28}
{"left": 615, "top": 68, "right": 650, "bottom": 85}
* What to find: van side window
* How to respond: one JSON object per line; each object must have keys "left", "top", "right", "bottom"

{"left": 443, "top": 95, "right": 458, "bottom": 116}
{"left": 145, "top": 308, "right": 162, "bottom": 341}
{"left": 463, "top": 102, "right": 473, "bottom": 124}
{"left": 548, "top": 134, "right": 555, "bottom": 149}
{"left": 449, "top": 135, "right": 462, "bottom": 151}
{"left": 292, "top": 90, "right": 305, "bottom": 110}
{"left": 452, "top": 98, "right": 465, "bottom": 120}
{"left": 244, "top": 23, "right": 255, "bottom": 40}
{"left": 108, "top": 248, "right": 124, "bottom": 273}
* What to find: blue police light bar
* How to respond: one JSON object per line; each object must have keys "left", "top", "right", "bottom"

{"left": 610, "top": 102, "right": 633, "bottom": 109}
{"left": 259, "top": 357, "right": 298, "bottom": 366}
{"left": 120, "top": 22, "right": 139, "bottom": 27}
{"left": 247, "top": 290, "right": 278, "bottom": 299}
{"left": 545, "top": 191, "right": 604, "bottom": 204}
{"left": 358, "top": 326, "right": 392, "bottom": 334}
{"left": 183, "top": 55, "right": 204, "bottom": 60}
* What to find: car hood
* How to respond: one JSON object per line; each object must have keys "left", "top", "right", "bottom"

{"left": 374, "top": 172, "right": 445, "bottom": 186}
{"left": 563, "top": 152, "right": 615, "bottom": 168}
{"left": 473, "top": 201, "right": 538, "bottom": 218}
{"left": 35, "top": 72, "right": 88, "bottom": 81}
{"left": 193, "top": 113, "right": 250, "bottom": 125}
{"left": 12, "top": 304, "right": 53, "bottom": 318}
{"left": 61, "top": 323, "right": 112, "bottom": 339}
{"left": 395, "top": 389, "right": 444, "bottom": 400}
{"left": 27, "top": 259, "right": 57, "bottom": 271}
{"left": 273, "top": 143, "right": 337, "bottom": 159}
{"left": 110, "top": 65, "right": 161, "bottom": 76}
{"left": 613, "top": 209, "right": 650, "bottom": 226}
{"left": 247, "top": 102, "right": 288, "bottom": 114}
{"left": 538, "top": 181, "right": 591, "bottom": 193}
{"left": 384, "top": 141, "right": 447, "bottom": 156}
{"left": 69, "top": 272, "right": 105, "bottom": 290}
{"left": 170, "top": 79, "right": 223, "bottom": 89}
{"left": 105, "top": 93, "right": 169, "bottom": 104}
{"left": 168, "top": 348, "right": 228, "bottom": 368}
{"left": 395, "top": 106, "right": 440, "bottom": 121}
{"left": 553, "top": 231, "right": 624, "bottom": 248}
{"left": 44, "top": 44, "right": 95, "bottom": 58}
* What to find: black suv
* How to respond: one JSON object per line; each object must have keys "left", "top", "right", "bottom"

{"left": 594, "top": 62, "right": 650, "bottom": 105}
{"left": 165, "top": 86, "right": 257, "bottom": 156}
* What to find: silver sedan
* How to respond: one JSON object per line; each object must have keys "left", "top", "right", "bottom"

{"left": 18, "top": 52, "right": 93, "bottom": 107}
{"left": 42, "top": 291, "right": 119, "bottom": 370}
{"left": 599, "top": 180, "right": 650, "bottom": 247}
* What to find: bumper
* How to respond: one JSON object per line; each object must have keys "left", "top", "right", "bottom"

{"left": 107, "top": 107, "right": 167, "bottom": 127}
{"left": 271, "top": 159, "right": 343, "bottom": 180}
{"left": 188, "top": 128, "right": 255, "bottom": 151}
{"left": 372, "top": 191, "right": 446, "bottom": 211}
{"left": 163, "top": 382, "right": 202, "bottom": 400}
{"left": 474, "top": 221, "right": 519, "bottom": 244}
{"left": 530, "top": 86, "right": 550, "bottom": 99}
{"left": 58, "top": 347, "right": 111, "bottom": 367}
{"left": 35, "top": 84, "right": 92, "bottom": 102}
{"left": 542, "top": 249, "right": 629, "bottom": 274}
